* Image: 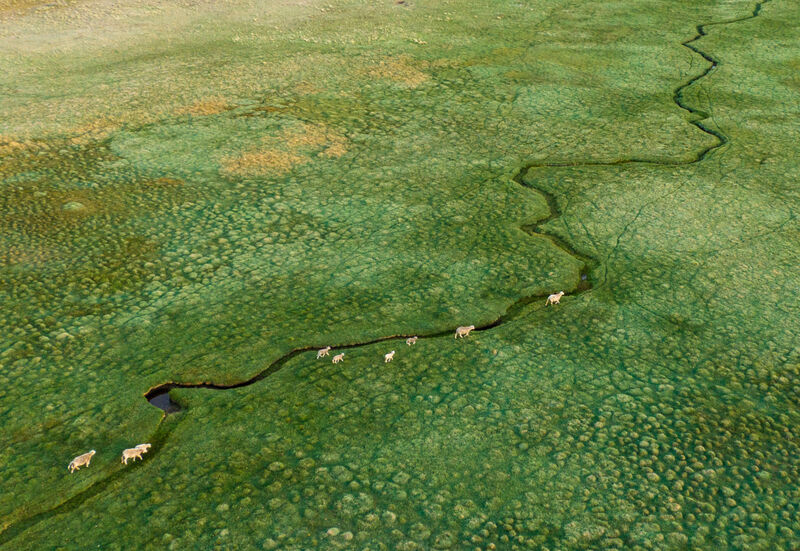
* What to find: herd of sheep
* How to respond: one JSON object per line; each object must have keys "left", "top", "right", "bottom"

{"left": 68, "top": 443, "right": 151, "bottom": 473}
{"left": 67, "top": 291, "right": 565, "bottom": 473}
{"left": 313, "top": 290, "right": 565, "bottom": 366}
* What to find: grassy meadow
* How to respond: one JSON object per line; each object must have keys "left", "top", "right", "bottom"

{"left": 0, "top": 0, "right": 797, "bottom": 549}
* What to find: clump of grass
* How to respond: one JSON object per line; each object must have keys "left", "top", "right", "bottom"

{"left": 175, "top": 97, "right": 232, "bottom": 117}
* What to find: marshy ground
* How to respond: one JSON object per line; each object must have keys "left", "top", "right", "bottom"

{"left": 0, "top": 0, "right": 798, "bottom": 549}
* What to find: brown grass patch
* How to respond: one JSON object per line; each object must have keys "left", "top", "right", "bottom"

{"left": 176, "top": 97, "right": 231, "bottom": 117}
{"left": 222, "top": 122, "right": 348, "bottom": 177}
{"left": 222, "top": 150, "right": 307, "bottom": 176}
{"left": 368, "top": 55, "right": 429, "bottom": 88}
{"left": 286, "top": 123, "right": 348, "bottom": 157}
{"left": 321, "top": 141, "right": 347, "bottom": 158}
{"left": 0, "top": 136, "right": 52, "bottom": 155}
{"left": 285, "top": 123, "right": 329, "bottom": 149}
{"left": 0, "top": 137, "right": 28, "bottom": 155}
{"left": 0, "top": 0, "right": 69, "bottom": 16}
{"left": 68, "top": 118, "right": 119, "bottom": 145}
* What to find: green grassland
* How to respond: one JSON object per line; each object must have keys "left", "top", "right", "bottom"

{"left": 0, "top": 0, "right": 798, "bottom": 549}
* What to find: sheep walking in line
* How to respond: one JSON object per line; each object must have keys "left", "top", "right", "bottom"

{"left": 68, "top": 450, "right": 96, "bottom": 473}
{"left": 406, "top": 336, "right": 418, "bottom": 346}
{"left": 317, "top": 346, "right": 331, "bottom": 359}
{"left": 384, "top": 350, "right": 395, "bottom": 363}
{"left": 545, "top": 291, "right": 565, "bottom": 306}
{"left": 121, "top": 443, "right": 153, "bottom": 464}
{"left": 121, "top": 447, "right": 144, "bottom": 464}
{"left": 455, "top": 325, "right": 475, "bottom": 339}
{"left": 332, "top": 353, "right": 345, "bottom": 364}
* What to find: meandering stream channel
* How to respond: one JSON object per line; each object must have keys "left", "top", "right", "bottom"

{"left": 0, "top": 1, "right": 770, "bottom": 545}
{"left": 145, "top": 0, "right": 769, "bottom": 413}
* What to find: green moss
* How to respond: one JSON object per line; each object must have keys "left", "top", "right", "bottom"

{"left": 1, "top": 0, "right": 798, "bottom": 549}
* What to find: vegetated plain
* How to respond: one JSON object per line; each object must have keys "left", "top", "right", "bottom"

{"left": 0, "top": 0, "right": 797, "bottom": 548}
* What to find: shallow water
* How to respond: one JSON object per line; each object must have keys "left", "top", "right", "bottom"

{"left": 147, "top": 391, "right": 181, "bottom": 414}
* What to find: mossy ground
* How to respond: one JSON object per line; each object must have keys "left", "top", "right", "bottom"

{"left": 1, "top": 0, "right": 798, "bottom": 549}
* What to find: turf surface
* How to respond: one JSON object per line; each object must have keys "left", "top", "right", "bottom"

{"left": 0, "top": 0, "right": 798, "bottom": 549}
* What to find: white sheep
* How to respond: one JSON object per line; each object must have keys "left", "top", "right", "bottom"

{"left": 317, "top": 346, "right": 331, "bottom": 359}
{"left": 332, "top": 353, "right": 345, "bottom": 364}
{"left": 406, "top": 336, "right": 418, "bottom": 346}
{"left": 121, "top": 443, "right": 152, "bottom": 464}
{"left": 122, "top": 444, "right": 151, "bottom": 465}
{"left": 384, "top": 350, "right": 395, "bottom": 362}
{"left": 68, "top": 450, "right": 96, "bottom": 473}
{"left": 455, "top": 325, "right": 475, "bottom": 338}
{"left": 545, "top": 291, "right": 565, "bottom": 305}
{"left": 121, "top": 448, "right": 144, "bottom": 464}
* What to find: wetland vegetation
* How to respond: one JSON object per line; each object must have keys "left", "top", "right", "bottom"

{"left": 0, "top": 0, "right": 798, "bottom": 549}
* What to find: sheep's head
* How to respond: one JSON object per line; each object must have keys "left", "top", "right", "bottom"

{"left": 468, "top": 325, "right": 475, "bottom": 330}
{"left": 89, "top": 450, "right": 96, "bottom": 456}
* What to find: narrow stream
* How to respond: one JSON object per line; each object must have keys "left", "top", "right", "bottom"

{"left": 0, "top": 2, "right": 770, "bottom": 547}
{"left": 144, "top": 0, "right": 770, "bottom": 410}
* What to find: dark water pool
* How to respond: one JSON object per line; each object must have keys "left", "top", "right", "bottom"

{"left": 147, "top": 391, "right": 181, "bottom": 413}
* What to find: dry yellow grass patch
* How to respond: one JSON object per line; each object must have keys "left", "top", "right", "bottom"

{"left": 0, "top": 137, "right": 27, "bottom": 155}
{"left": 68, "top": 118, "right": 119, "bottom": 145}
{"left": 222, "top": 150, "right": 307, "bottom": 176}
{"left": 0, "top": 0, "right": 73, "bottom": 16}
{"left": 321, "top": 141, "right": 347, "bottom": 158}
{"left": 368, "top": 55, "right": 429, "bottom": 88}
{"left": 285, "top": 123, "right": 329, "bottom": 149}
{"left": 222, "top": 122, "right": 348, "bottom": 177}
{"left": 176, "top": 97, "right": 231, "bottom": 117}
{"left": 285, "top": 123, "right": 348, "bottom": 158}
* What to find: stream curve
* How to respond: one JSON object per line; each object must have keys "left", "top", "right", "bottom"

{"left": 146, "top": 0, "right": 770, "bottom": 410}
{"left": 0, "top": 1, "right": 769, "bottom": 545}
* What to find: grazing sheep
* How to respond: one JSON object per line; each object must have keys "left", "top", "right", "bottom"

{"left": 406, "top": 336, "right": 418, "bottom": 346}
{"left": 68, "top": 450, "right": 96, "bottom": 473}
{"left": 317, "top": 346, "right": 331, "bottom": 359}
{"left": 332, "top": 353, "right": 345, "bottom": 364}
{"left": 122, "top": 443, "right": 152, "bottom": 465}
{"left": 545, "top": 291, "right": 565, "bottom": 305}
{"left": 455, "top": 325, "right": 475, "bottom": 338}
{"left": 121, "top": 448, "right": 145, "bottom": 465}
{"left": 384, "top": 350, "right": 396, "bottom": 362}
